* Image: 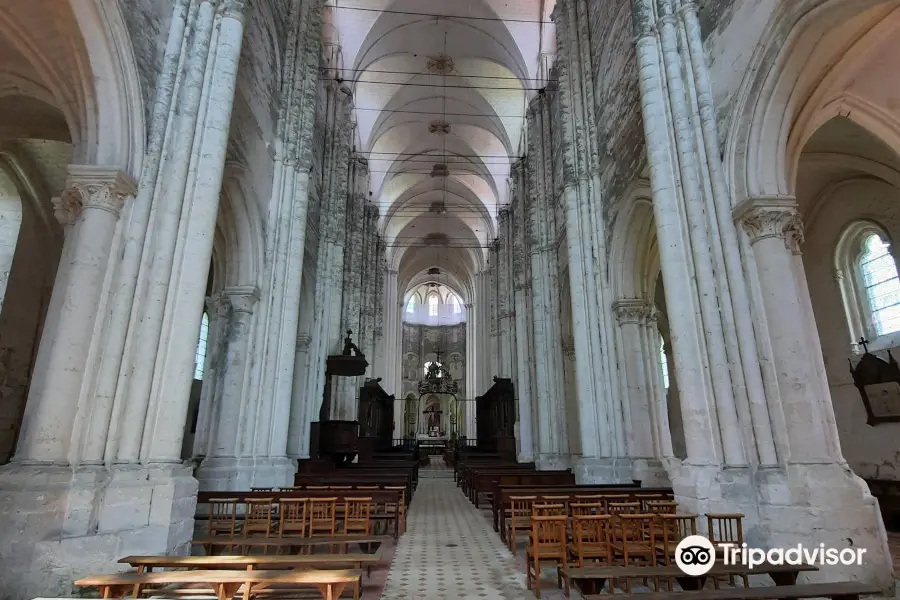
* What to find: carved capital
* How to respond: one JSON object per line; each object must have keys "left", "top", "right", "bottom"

{"left": 206, "top": 293, "right": 232, "bottom": 318}
{"left": 734, "top": 196, "right": 804, "bottom": 254}
{"left": 218, "top": 0, "right": 247, "bottom": 20}
{"left": 613, "top": 299, "right": 652, "bottom": 325}
{"left": 223, "top": 285, "right": 260, "bottom": 313}
{"left": 56, "top": 165, "right": 137, "bottom": 225}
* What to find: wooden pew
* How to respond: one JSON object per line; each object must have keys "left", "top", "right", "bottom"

{"left": 493, "top": 485, "right": 674, "bottom": 534}
{"left": 559, "top": 563, "right": 819, "bottom": 596}
{"left": 463, "top": 465, "right": 540, "bottom": 504}
{"left": 468, "top": 469, "right": 574, "bottom": 507}
{"left": 581, "top": 582, "right": 880, "bottom": 600}
{"left": 291, "top": 475, "right": 412, "bottom": 504}
{"left": 75, "top": 568, "right": 362, "bottom": 600}
{"left": 460, "top": 463, "right": 535, "bottom": 498}
{"left": 296, "top": 464, "right": 417, "bottom": 495}
{"left": 192, "top": 534, "right": 391, "bottom": 554}
{"left": 121, "top": 547, "right": 384, "bottom": 582}
{"left": 454, "top": 453, "right": 507, "bottom": 483}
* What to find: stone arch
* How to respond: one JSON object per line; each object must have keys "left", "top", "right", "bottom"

{"left": 725, "top": 0, "right": 900, "bottom": 203}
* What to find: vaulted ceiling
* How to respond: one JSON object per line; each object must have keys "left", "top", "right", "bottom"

{"left": 326, "top": 0, "right": 555, "bottom": 298}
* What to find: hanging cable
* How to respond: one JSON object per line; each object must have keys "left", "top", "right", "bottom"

{"left": 330, "top": 4, "right": 551, "bottom": 25}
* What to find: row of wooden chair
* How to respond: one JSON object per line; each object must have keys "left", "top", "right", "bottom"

{"left": 524, "top": 512, "right": 745, "bottom": 597}
{"left": 251, "top": 485, "right": 390, "bottom": 491}
{"left": 507, "top": 497, "right": 678, "bottom": 551}
{"left": 208, "top": 496, "right": 385, "bottom": 539}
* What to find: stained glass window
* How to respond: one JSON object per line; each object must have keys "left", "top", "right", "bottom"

{"left": 860, "top": 234, "right": 900, "bottom": 336}
{"left": 193, "top": 312, "right": 209, "bottom": 380}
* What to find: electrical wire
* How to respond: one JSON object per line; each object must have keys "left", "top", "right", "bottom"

{"left": 320, "top": 77, "right": 545, "bottom": 92}
{"left": 323, "top": 66, "right": 542, "bottom": 83}
{"left": 329, "top": 4, "right": 551, "bottom": 25}
{"left": 353, "top": 106, "right": 527, "bottom": 119}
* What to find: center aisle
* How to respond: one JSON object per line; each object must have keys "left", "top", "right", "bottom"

{"left": 378, "top": 468, "right": 532, "bottom": 599}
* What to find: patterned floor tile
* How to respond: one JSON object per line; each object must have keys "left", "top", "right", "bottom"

{"left": 378, "top": 467, "right": 569, "bottom": 600}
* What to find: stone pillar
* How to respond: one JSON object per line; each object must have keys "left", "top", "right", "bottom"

{"left": 195, "top": 286, "right": 259, "bottom": 490}
{"left": 288, "top": 333, "right": 312, "bottom": 458}
{"left": 191, "top": 293, "right": 232, "bottom": 459}
{"left": 13, "top": 166, "right": 135, "bottom": 464}
{"left": 613, "top": 300, "right": 669, "bottom": 486}
{"left": 465, "top": 302, "right": 477, "bottom": 440}
{"left": 488, "top": 241, "right": 500, "bottom": 378}
{"left": 497, "top": 211, "right": 515, "bottom": 378}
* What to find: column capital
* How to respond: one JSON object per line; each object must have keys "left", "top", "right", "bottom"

{"left": 612, "top": 299, "right": 653, "bottom": 324}
{"left": 205, "top": 293, "right": 232, "bottom": 317}
{"left": 217, "top": 0, "right": 247, "bottom": 20}
{"left": 733, "top": 195, "right": 804, "bottom": 253}
{"left": 223, "top": 285, "right": 260, "bottom": 313}
{"left": 55, "top": 165, "right": 137, "bottom": 225}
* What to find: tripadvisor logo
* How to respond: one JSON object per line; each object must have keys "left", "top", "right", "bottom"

{"left": 674, "top": 535, "right": 868, "bottom": 576}
{"left": 675, "top": 536, "right": 716, "bottom": 576}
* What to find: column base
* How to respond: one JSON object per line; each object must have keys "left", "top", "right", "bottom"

{"left": 573, "top": 457, "right": 635, "bottom": 484}
{"left": 535, "top": 453, "right": 571, "bottom": 471}
{"left": 631, "top": 457, "right": 671, "bottom": 487}
{"left": 0, "top": 462, "right": 197, "bottom": 600}
{"left": 195, "top": 456, "right": 296, "bottom": 491}
{"left": 518, "top": 452, "right": 535, "bottom": 463}
{"left": 671, "top": 461, "right": 893, "bottom": 590}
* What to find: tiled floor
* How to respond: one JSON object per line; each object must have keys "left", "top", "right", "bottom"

{"left": 379, "top": 467, "right": 567, "bottom": 599}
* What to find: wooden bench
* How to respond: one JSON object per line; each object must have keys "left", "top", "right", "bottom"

{"left": 493, "top": 485, "right": 674, "bottom": 534}
{"left": 559, "top": 563, "right": 819, "bottom": 596}
{"left": 582, "top": 582, "right": 881, "bottom": 600}
{"left": 454, "top": 455, "right": 520, "bottom": 484}
{"left": 121, "top": 546, "right": 384, "bottom": 577}
{"left": 192, "top": 534, "right": 391, "bottom": 554}
{"left": 462, "top": 465, "right": 537, "bottom": 500}
{"left": 469, "top": 469, "right": 575, "bottom": 507}
{"left": 75, "top": 568, "right": 362, "bottom": 600}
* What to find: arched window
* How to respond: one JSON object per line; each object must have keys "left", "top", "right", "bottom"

{"left": 424, "top": 361, "right": 443, "bottom": 378}
{"left": 659, "top": 338, "right": 670, "bottom": 390}
{"left": 836, "top": 222, "right": 900, "bottom": 350}
{"left": 406, "top": 294, "right": 416, "bottom": 314}
{"left": 859, "top": 234, "right": 900, "bottom": 336}
{"left": 428, "top": 293, "right": 439, "bottom": 316}
{"left": 194, "top": 312, "right": 209, "bottom": 380}
{"left": 450, "top": 294, "right": 461, "bottom": 314}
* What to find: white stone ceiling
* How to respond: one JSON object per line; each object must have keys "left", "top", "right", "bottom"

{"left": 326, "top": 0, "right": 555, "bottom": 290}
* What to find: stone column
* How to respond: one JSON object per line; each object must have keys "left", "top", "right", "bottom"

{"left": 114, "top": 0, "right": 247, "bottom": 465}
{"left": 734, "top": 199, "right": 832, "bottom": 462}
{"left": 13, "top": 166, "right": 135, "bottom": 464}
{"left": 614, "top": 300, "right": 669, "bottom": 485}
{"left": 287, "top": 333, "right": 312, "bottom": 458}
{"left": 191, "top": 293, "right": 232, "bottom": 458}
{"left": 465, "top": 302, "right": 477, "bottom": 440}
{"left": 488, "top": 241, "right": 500, "bottom": 378}
{"left": 497, "top": 211, "right": 515, "bottom": 378}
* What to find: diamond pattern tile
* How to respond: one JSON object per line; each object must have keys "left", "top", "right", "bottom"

{"left": 378, "top": 468, "right": 568, "bottom": 599}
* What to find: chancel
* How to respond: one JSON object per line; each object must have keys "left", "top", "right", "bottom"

{"left": 1, "top": 0, "right": 900, "bottom": 598}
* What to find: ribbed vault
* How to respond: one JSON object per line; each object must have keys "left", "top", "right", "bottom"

{"left": 327, "top": 0, "right": 555, "bottom": 289}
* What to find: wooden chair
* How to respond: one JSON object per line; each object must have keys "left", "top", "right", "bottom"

{"left": 206, "top": 498, "right": 239, "bottom": 554}
{"left": 343, "top": 497, "right": 373, "bottom": 536}
{"left": 570, "top": 502, "right": 603, "bottom": 517}
{"left": 534, "top": 502, "right": 567, "bottom": 517}
{"left": 526, "top": 515, "right": 568, "bottom": 598}
{"left": 644, "top": 500, "right": 678, "bottom": 514}
{"left": 330, "top": 485, "right": 352, "bottom": 490}
{"left": 613, "top": 514, "right": 658, "bottom": 592}
{"left": 542, "top": 495, "right": 570, "bottom": 513}
{"left": 601, "top": 494, "right": 630, "bottom": 512}
{"left": 562, "top": 515, "right": 614, "bottom": 596}
{"left": 656, "top": 514, "right": 698, "bottom": 564}
{"left": 384, "top": 486, "right": 407, "bottom": 537}
{"left": 708, "top": 513, "right": 748, "bottom": 587}
{"left": 251, "top": 487, "right": 274, "bottom": 492}
{"left": 607, "top": 501, "right": 641, "bottom": 517}
{"left": 243, "top": 499, "right": 275, "bottom": 538}
{"left": 307, "top": 485, "right": 329, "bottom": 490}
{"left": 278, "top": 498, "right": 309, "bottom": 538}
{"left": 308, "top": 497, "right": 338, "bottom": 537}
{"left": 506, "top": 495, "right": 537, "bottom": 553}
